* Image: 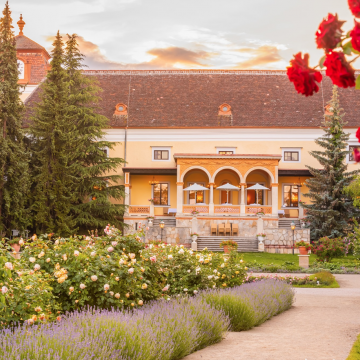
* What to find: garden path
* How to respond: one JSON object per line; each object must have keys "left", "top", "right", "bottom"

{"left": 184, "top": 274, "right": 360, "bottom": 360}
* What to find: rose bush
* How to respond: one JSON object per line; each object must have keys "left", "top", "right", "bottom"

{"left": 312, "top": 236, "right": 346, "bottom": 262}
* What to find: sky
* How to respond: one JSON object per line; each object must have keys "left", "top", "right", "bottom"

{"left": 8, "top": 0, "right": 360, "bottom": 70}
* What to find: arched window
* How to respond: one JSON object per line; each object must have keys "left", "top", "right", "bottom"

{"left": 17, "top": 59, "right": 25, "bottom": 79}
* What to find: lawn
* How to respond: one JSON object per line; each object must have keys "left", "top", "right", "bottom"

{"left": 240, "top": 252, "right": 358, "bottom": 267}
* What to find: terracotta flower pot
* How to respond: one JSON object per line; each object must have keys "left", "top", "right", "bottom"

{"left": 223, "top": 245, "right": 236, "bottom": 253}
{"left": 298, "top": 246, "right": 308, "bottom": 255}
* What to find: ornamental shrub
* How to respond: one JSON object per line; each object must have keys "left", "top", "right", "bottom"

{"left": 312, "top": 236, "right": 346, "bottom": 262}
{"left": 0, "top": 241, "right": 59, "bottom": 327}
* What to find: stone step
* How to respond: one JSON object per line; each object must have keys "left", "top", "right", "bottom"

{"left": 278, "top": 219, "right": 301, "bottom": 229}
{"left": 197, "top": 237, "right": 258, "bottom": 252}
{"left": 153, "top": 219, "right": 176, "bottom": 227}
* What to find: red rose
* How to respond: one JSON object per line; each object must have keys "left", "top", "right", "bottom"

{"left": 351, "top": 20, "right": 360, "bottom": 52}
{"left": 353, "top": 147, "right": 360, "bottom": 162}
{"left": 356, "top": 127, "right": 360, "bottom": 142}
{"left": 323, "top": 51, "right": 355, "bottom": 88}
{"left": 349, "top": 0, "right": 360, "bottom": 18}
{"left": 287, "top": 52, "right": 322, "bottom": 97}
{"left": 315, "top": 13, "right": 345, "bottom": 50}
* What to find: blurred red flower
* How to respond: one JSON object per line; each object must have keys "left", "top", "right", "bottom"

{"left": 353, "top": 147, "right": 360, "bottom": 162}
{"left": 316, "top": 13, "right": 345, "bottom": 50}
{"left": 349, "top": 0, "right": 360, "bottom": 17}
{"left": 351, "top": 20, "right": 360, "bottom": 52}
{"left": 287, "top": 52, "right": 322, "bottom": 96}
{"left": 356, "top": 127, "right": 360, "bottom": 142}
{"left": 324, "top": 51, "right": 355, "bottom": 88}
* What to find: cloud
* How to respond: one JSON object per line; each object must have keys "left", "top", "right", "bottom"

{"left": 234, "top": 45, "right": 284, "bottom": 69}
{"left": 46, "top": 35, "right": 214, "bottom": 69}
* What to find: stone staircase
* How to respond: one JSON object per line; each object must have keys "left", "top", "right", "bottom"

{"left": 197, "top": 236, "right": 258, "bottom": 252}
{"left": 278, "top": 219, "right": 301, "bottom": 229}
{"left": 153, "top": 218, "right": 176, "bottom": 227}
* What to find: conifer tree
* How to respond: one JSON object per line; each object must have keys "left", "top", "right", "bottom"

{"left": 29, "top": 32, "right": 77, "bottom": 235}
{"left": 302, "top": 86, "right": 360, "bottom": 239}
{"left": 64, "top": 34, "right": 125, "bottom": 230}
{"left": 0, "top": 2, "right": 29, "bottom": 236}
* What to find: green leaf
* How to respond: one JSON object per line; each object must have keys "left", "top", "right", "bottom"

{"left": 319, "top": 56, "right": 326, "bottom": 69}
{"left": 355, "top": 75, "right": 360, "bottom": 90}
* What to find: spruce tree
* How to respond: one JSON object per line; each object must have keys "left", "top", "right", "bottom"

{"left": 29, "top": 32, "right": 77, "bottom": 236}
{"left": 302, "top": 86, "right": 360, "bottom": 239}
{"left": 64, "top": 34, "right": 125, "bottom": 230}
{"left": 0, "top": 2, "right": 29, "bottom": 236}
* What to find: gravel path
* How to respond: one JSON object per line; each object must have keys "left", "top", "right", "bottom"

{"left": 184, "top": 274, "right": 360, "bottom": 360}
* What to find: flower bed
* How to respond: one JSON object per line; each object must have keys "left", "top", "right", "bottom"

{"left": 0, "top": 280, "right": 294, "bottom": 360}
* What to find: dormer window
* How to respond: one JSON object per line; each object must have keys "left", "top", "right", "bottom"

{"left": 114, "top": 103, "right": 127, "bottom": 116}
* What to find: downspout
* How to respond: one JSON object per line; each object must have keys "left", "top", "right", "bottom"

{"left": 124, "top": 127, "right": 127, "bottom": 166}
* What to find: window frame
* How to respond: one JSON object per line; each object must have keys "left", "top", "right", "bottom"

{"left": 152, "top": 147, "right": 172, "bottom": 162}
{"left": 153, "top": 150, "right": 169, "bottom": 160}
{"left": 246, "top": 182, "right": 266, "bottom": 206}
{"left": 187, "top": 182, "right": 206, "bottom": 204}
{"left": 152, "top": 182, "right": 170, "bottom": 206}
{"left": 347, "top": 144, "right": 358, "bottom": 163}
{"left": 281, "top": 148, "right": 301, "bottom": 163}
{"left": 282, "top": 183, "right": 300, "bottom": 209}
{"left": 216, "top": 147, "right": 236, "bottom": 155}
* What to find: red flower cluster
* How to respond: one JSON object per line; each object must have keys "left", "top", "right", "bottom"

{"left": 351, "top": 20, "right": 360, "bottom": 52}
{"left": 323, "top": 51, "right": 355, "bottom": 88}
{"left": 354, "top": 127, "right": 360, "bottom": 163}
{"left": 349, "top": 0, "right": 360, "bottom": 18}
{"left": 316, "top": 13, "right": 345, "bottom": 50}
{"left": 287, "top": 52, "right": 322, "bottom": 97}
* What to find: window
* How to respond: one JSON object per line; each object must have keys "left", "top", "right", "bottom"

{"left": 349, "top": 145, "right": 357, "bottom": 162}
{"left": 283, "top": 185, "right": 299, "bottom": 207}
{"left": 281, "top": 148, "right": 301, "bottom": 163}
{"left": 152, "top": 147, "right": 171, "bottom": 161}
{"left": 284, "top": 151, "right": 299, "bottom": 161}
{"left": 188, "top": 182, "right": 205, "bottom": 204}
{"left": 218, "top": 151, "right": 233, "bottom": 155}
{"left": 153, "top": 183, "right": 169, "bottom": 205}
{"left": 17, "top": 59, "right": 25, "bottom": 79}
{"left": 154, "top": 150, "right": 169, "bottom": 160}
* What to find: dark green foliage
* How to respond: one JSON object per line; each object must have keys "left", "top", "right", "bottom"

{"left": 0, "top": 2, "right": 29, "bottom": 236}
{"left": 302, "top": 86, "right": 360, "bottom": 239}
{"left": 64, "top": 34, "right": 125, "bottom": 230}
{"left": 29, "top": 32, "right": 77, "bottom": 235}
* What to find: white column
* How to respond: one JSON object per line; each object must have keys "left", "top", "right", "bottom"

{"left": 240, "top": 183, "right": 246, "bottom": 216}
{"left": 124, "top": 172, "right": 130, "bottom": 214}
{"left": 271, "top": 184, "right": 278, "bottom": 217}
{"left": 209, "top": 183, "right": 214, "bottom": 214}
{"left": 177, "top": 182, "right": 183, "bottom": 215}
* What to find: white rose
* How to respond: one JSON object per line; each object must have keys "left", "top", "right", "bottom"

{"left": 80, "top": 283, "right": 86, "bottom": 289}
{"left": 168, "top": 255, "right": 173, "bottom": 260}
{"left": 29, "top": 257, "right": 35, "bottom": 263}
{"left": 69, "top": 287, "right": 74, "bottom": 292}
{"left": 90, "top": 252, "right": 96, "bottom": 257}
{"left": 46, "top": 258, "right": 51, "bottom": 263}
{"left": 193, "top": 290, "right": 198, "bottom": 294}
{"left": 19, "top": 238, "right": 24, "bottom": 246}
{"left": 62, "top": 254, "right": 67, "bottom": 261}
{"left": 131, "top": 259, "right": 136, "bottom": 264}
{"left": 240, "top": 259, "right": 243, "bottom": 263}
{"left": 104, "top": 284, "right": 110, "bottom": 291}
{"left": 107, "top": 247, "right": 114, "bottom": 253}
{"left": 111, "top": 241, "right": 118, "bottom": 247}
{"left": 119, "top": 259, "right": 124, "bottom": 265}
{"left": 110, "top": 291, "right": 114, "bottom": 296}
{"left": 91, "top": 275, "right": 98, "bottom": 282}
{"left": 115, "top": 277, "right": 119, "bottom": 281}
{"left": 4, "top": 262, "right": 13, "bottom": 270}
{"left": 34, "top": 264, "right": 41, "bottom": 271}
{"left": 38, "top": 251, "right": 45, "bottom": 258}
{"left": 1, "top": 286, "right": 8, "bottom": 294}
{"left": 183, "top": 288, "right": 188, "bottom": 292}
{"left": 208, "top": 275, "right": 213, "bottom": 280}
{"left": 55, "top": 240, "right": 59, "bottom": 245}
{"left": 178, "top": 249, "right": 184, "bottom": 255}
{"left": 115, "top": 293, "right": 120, "bottom": 299}
{"left": 138, "top": 300, "right": 143, "bottom": 306}
{"left": 187, "top": 270, "right": 191, "bottom": 273}
{"left": 74, "top": 250, "right": 80, "bottom": 257}
{"left": 128, "top": 268, "right": 134, "bottom": 274}
{"left": 129, "top": 253, "right": 136, "bottom": 259}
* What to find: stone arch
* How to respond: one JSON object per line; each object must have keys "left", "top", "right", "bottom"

{"left": 244, "top": 166, "right": 275, "bottom": 183}
{"left": 181, "top": 166, "right": 211, "bottom": 182}
{"left": 211, "top": 166, "right": 244, "bottom": 183}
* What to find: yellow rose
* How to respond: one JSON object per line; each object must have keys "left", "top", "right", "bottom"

{"left": 222, "top": 283, "right": 227, "bottom": 287}
{"left": 235, "top": 271, "right": 239, "bottom": 274}
{"left": 141, "top": 283, "right": 147, "bottom": 289}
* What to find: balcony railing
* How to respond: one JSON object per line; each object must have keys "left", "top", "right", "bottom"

{"left": 129, "top": 206, "right": 150, "bottom": 214}
{"left": 183, "top": 205, "right": 209, "bottom": 214}
{"left": 246, "top": 205, "right": 272, "bottom": 215}
{"left": 214, "top": 205, "right": 240, "bottom": 214}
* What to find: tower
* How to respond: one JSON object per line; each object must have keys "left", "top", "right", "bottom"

{"left": 15, "top": 15, "right": 50, "bottom": 101}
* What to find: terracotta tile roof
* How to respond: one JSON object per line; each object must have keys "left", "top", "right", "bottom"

{"left": 16, "top": 35, "right": 46, "bottom": 50}
{"left": 24, "top": 69, "right": 360, "bottom": 128}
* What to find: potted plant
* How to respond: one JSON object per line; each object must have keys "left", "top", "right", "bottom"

{"left": 190, "top": 233, "right": 199, "bottom": 242}
{"left": 191, "top": 210, "right": 199, "bottom": 217}
{"left": 257, "top": 233, "right": 266, "bottom": 244}
{"left": 256, "top": 211, "right": 265, "bottom": 218}
{"left": 295, "top": 240, "right": 312, "bottom": 255}
{"left": 219, "top": 239, "right": 238, "bottom": 253}
{"left": 148, "top": 198, "right": 154, "bottom": 204}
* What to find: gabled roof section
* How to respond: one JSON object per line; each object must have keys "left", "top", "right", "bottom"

{"left": 24, "top": 69, "right": 360, "bottom": 128}
{"left": 15, "top": 35, "right": 51, "bottom": 59}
